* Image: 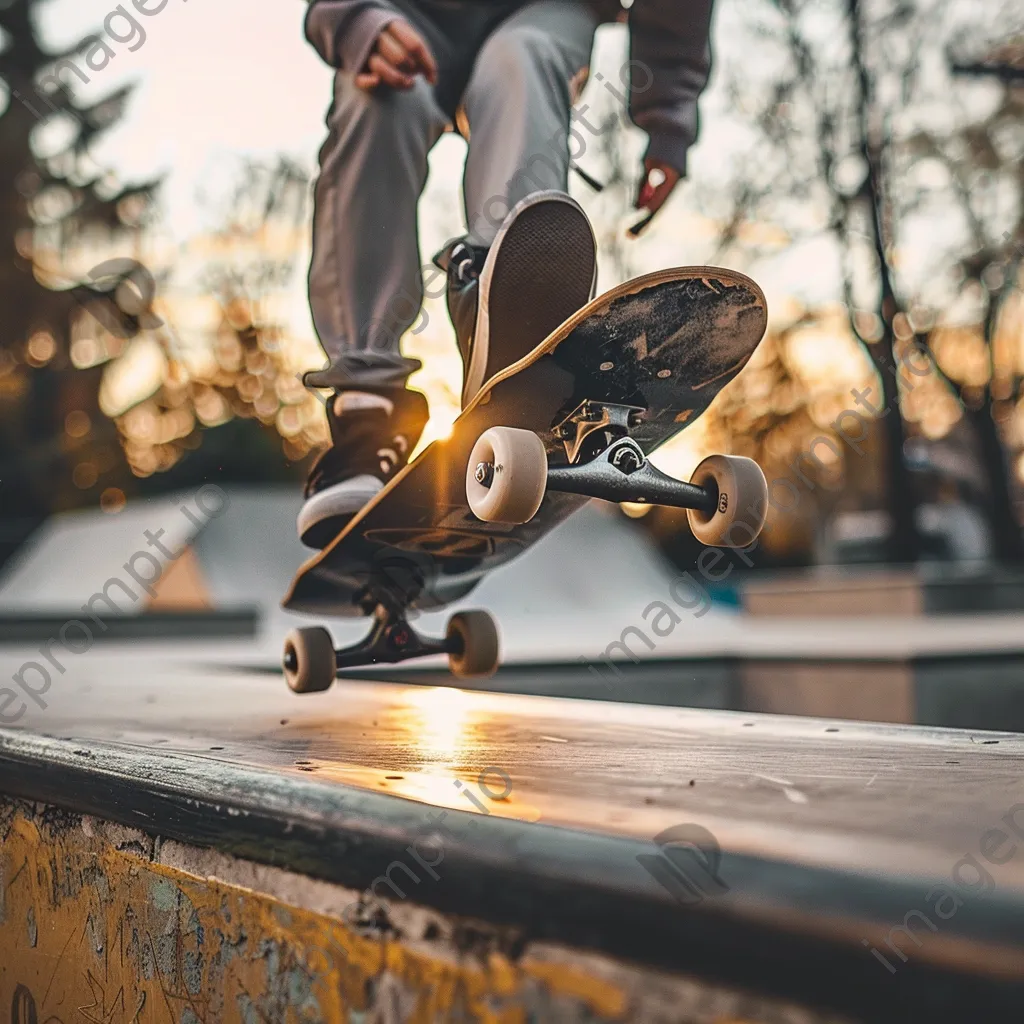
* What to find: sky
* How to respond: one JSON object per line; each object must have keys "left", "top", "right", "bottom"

{"left": 34, "top": 0, "right": 334, "bottom": 237}
{"left": 25, "top": 0, "right": 1012, "bottom": 312}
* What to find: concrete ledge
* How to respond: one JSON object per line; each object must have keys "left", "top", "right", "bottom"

{"left": 2, "top": 800, "right": 707, "bottom": 1024}
{"left": 0, "top": 609, "right": 258, "bottom": 645}
{"left": 743, "top": 565, "right": 1024, "bottom": 617}
{"left": 5, "top": 687, "right": 1024, "bottom": 1023}
{"left": 364, "top": 651, "right": 1024, "bottom": 731}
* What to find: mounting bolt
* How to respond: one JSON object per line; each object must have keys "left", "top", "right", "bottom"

{"left": 388, "top": 625, "right": 411, "bottom": 649}
{"left": 474, "top": 462, "right": 495, "bottom": 488}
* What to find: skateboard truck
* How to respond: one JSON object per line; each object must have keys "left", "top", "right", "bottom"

{"left": 282, "top": 600, "right": 500, "bottom": 694}
{"left": 546, "top": 401, "right": 718, "bottom": 510}
{"left": 547, "top": 436, "right": 719, "bottom": 513}
{"left": 553, "top": 400, "right": 644, "bottom": 464}
{"left": 332, "top": 602, "right": 452, "bottom": 670}
{"left": 466, "top": 400, "right": 768, "bottom": 547}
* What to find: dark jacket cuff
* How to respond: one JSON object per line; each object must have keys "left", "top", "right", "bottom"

{"left": 643, "top": 133, "right": 691, "bottom": 178}
{"left": 305, "top": 1, "right": 398, "bottom": 72}
{"left": 346, "top": 6, "right": 398, "bottom": 74}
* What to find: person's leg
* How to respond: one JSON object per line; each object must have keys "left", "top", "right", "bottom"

{"left": 306, "top": 72, "right": 450, "bottom": 389}
{"left": 301, "top": 59, "right": 454, "bottom": 545}
{"left": 435, "top": 1, "right": 598, "bottom": 405}
{"left": 459, "top": 0, "right": 598, "bottom": 247}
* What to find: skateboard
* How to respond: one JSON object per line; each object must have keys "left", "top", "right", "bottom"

{"left": 282, "top": 267, "right": 769, "bottom": 691}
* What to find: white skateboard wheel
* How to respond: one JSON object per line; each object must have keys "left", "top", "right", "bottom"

{"left": 466, "top": 426, "right": 547, "bottom": 524}
{"left": 283, "top": 627, "right": 336, "bottom": 693}
{"left": 687, "top": 455, "right": 768, "bottom": 547}
{"left": 447, "top": 610, "right": 500, "bottom": 679}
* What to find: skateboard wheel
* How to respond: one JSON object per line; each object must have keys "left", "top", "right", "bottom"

{"left": 446, "top": 610, "right": 500, "bottom": 679}
{"left": 466, "top": 426, "right": 547, "bottom": 524}
{"left": 283, "top": 627, "right": 336, "bottom": 694}
{"left": 687, "top": 455, "right": 768, "bottom": 548}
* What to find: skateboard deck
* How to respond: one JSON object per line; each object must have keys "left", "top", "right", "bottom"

{"left": 284, "top": 266, "right": 767, "bottom": 618}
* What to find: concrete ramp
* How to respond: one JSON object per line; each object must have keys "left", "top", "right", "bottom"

{"left": 0, "top": 488, "right": 309, "bottom": 611}
{"left": 0, "top": 487, "right": 712, "bottom": 663}
{"left": 0, "top": 495, "right": 198, "bottom": 611}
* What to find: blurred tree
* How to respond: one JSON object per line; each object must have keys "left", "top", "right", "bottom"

{"left": 699, "top": 310, "right": 881, "bottom": 556}
{"left": 107, "top": 158, "right": 322, "bottom": 483}
{"left": 709, "top": 0, "right": 1023, "bottom": 563}
{"left": 0, "top": 0, "right": 156, "bottom": 565}
{"left": 740, "top": 0, "right": 924, "bottom": 562}
{"left": 921, "top": 35, "right": 1024, "bottom": 560}
{"left": 951, "top": 38, "right": 1024, "bottom": 83}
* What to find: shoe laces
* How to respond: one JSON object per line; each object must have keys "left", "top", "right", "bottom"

{"left": 450, "top": 241, "right": 485, "bottom": 285}
{"left": 376, "top": 433, "right": 410, "bottom": 476}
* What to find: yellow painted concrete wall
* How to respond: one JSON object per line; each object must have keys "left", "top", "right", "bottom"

{"left": 0, "top": 807, "right": 629, "bottom": 1023}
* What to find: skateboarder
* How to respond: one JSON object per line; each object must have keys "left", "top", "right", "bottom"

{"left": 298, "top": 0, "right": 716, "bottom": 547}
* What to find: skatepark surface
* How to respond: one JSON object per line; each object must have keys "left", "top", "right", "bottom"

{"left": 2, "top": 653, "right": 1024, "bottom": 1020}
{"left": 2, "top": 487, "right": 1023, "bottom": 669}
{"left": 3, "top": 493, "right": 1024, "bottom": 1018}
{"left": 2, "top": 488, "right": 1024, "bottom": 732}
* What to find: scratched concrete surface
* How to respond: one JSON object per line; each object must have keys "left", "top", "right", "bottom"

{"left": 0, "top": 801, "right": 850, "bottom": 1024}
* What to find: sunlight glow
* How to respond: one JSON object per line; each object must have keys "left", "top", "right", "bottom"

{"left": 619, "top": 501, "right": 653, "bottom": 518}
{"left": 402, "top": 685, "right": 474, "bottom": 760}
{"left": 99, "top": 335, "right": 167, "bottom": 417}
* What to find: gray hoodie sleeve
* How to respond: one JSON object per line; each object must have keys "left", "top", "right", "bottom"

{"left": 305, "top": 0, "right": 400, "bottom": 73}
{"left": 627, "top": 0, "right": 715, "bottom": 176}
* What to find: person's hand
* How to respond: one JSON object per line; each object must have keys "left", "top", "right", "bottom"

{"left": 635, "top": 158, "right": 682, "bottom": 218}
{"left": 355, "top": 20, "right": 438, "bottom": 91}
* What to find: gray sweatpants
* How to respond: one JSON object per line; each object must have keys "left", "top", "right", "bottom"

{"left": 306, "top": 0, "right": 598, "bottom": 389}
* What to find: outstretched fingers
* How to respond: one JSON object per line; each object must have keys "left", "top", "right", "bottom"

{"left": 636, "top": 159, "right": 682, "bottom": 219}
{"left": 355, "top": 20, "right": 437, "bottom": 91}
{"left": 387, "top": 20, "right": 438, "bottom": 84}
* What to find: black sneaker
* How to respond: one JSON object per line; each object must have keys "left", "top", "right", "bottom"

{"left": 297, "top": 388, "right": 429, "bottom": 548}
{"left": 434, "top": 190, "right": 597, "bottom": 408}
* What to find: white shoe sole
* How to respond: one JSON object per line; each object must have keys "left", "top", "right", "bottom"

{"left": 297, "top": 474, "right": 383, "bottom": 547}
